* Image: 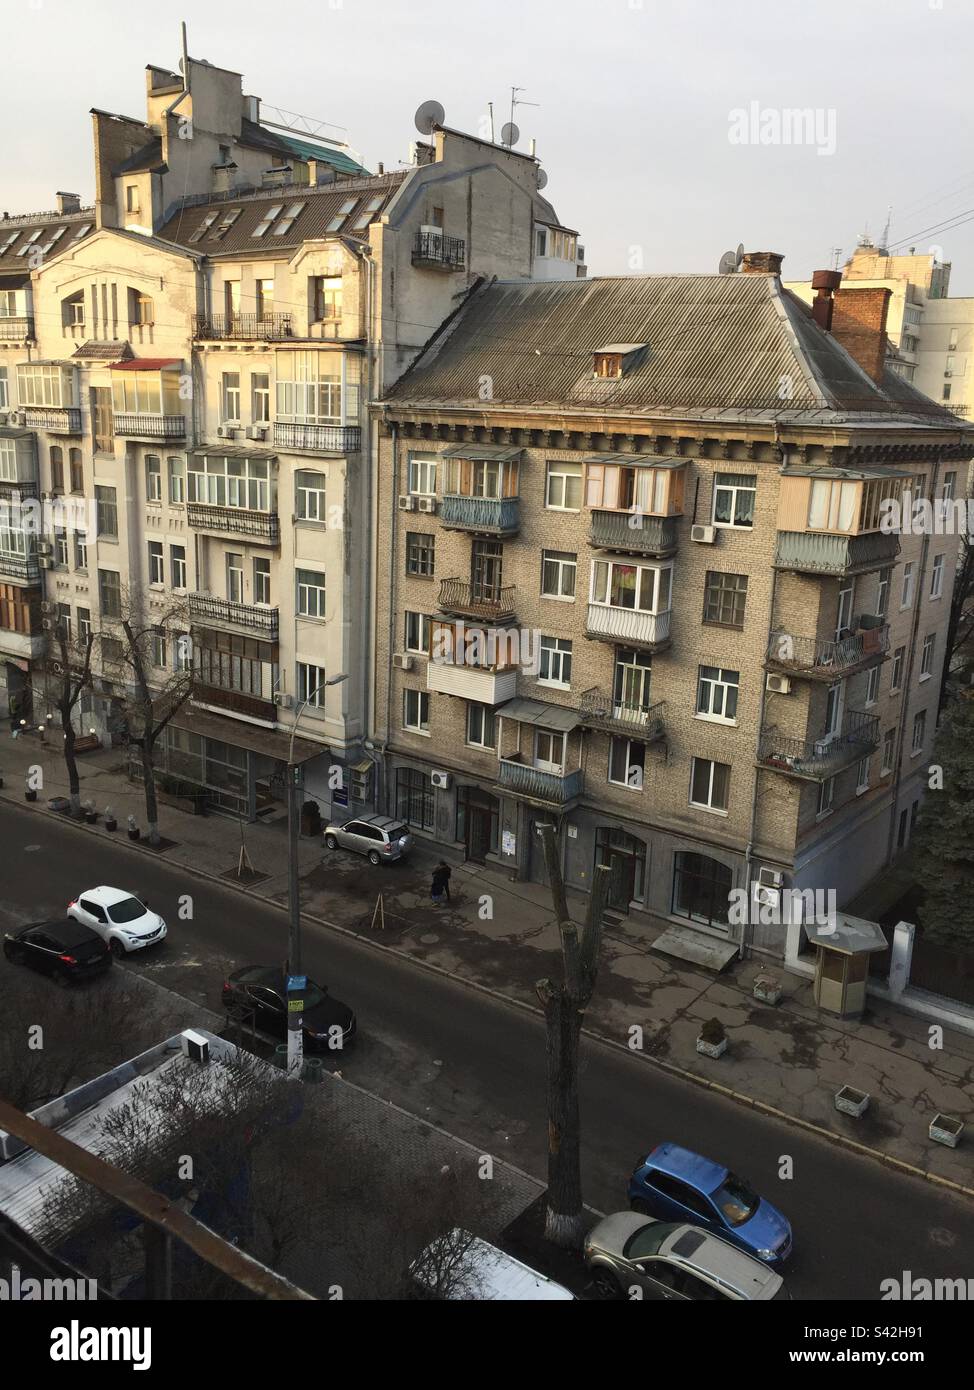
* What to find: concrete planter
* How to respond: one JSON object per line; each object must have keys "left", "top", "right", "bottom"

{"left": 835, "top": 1085, "right": 870, "bottom": 1118}
{"left": 929, "top": 1114, "right": 964, "bottom": 1148}
{"left": 753, "top": 973, "right": 782, "bottom": 1006}
{"left": 696, "top": 1035, "right": 728, "bottom": 1059}
{"left": 104, "top": 818, "right": 117, "bottom": 832}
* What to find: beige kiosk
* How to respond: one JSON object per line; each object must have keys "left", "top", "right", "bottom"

{"left": 807, "top": 913, "right": 888, "bottom": 1019}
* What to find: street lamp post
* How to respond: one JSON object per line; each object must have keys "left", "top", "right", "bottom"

{"left": 285, "top": 673, "right": 347, "bottom": 1080}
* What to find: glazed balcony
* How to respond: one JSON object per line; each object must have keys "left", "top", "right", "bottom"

{"left": 112, "top": 413, "right": 186, "bottom": 440}
{"left": 766, "top": 622, "right": 889, "bottom": 681}
{"left": 758, "top": 709, "right": 881, "bottom": 781}
{"left": 585, "top": 603, "right": 671, "bottom": 652}
{"left": 412, "top": 230, "right": 466, "bottom": 271}
{"left": 497, "top": 758, "right": 584, "bottom": 806}
{"left": 589, "top": 510, "right": 679, "bottom": 557}
{"left": 426, "top": 659, "right": 517, "bottom": 705}
{"left": 192, "top": 682, "right": 277, "bottom": 724}
{"left": 775, "top": 530, "right": 901, "bottom": 577}
{"left": 579, "top": 690, "right": 666, "bottom": 741}
{"left": 22, "top": 406, "right": 82, "bottom": 434}
{"left": 0, "top": 316, "right": 34, "bottom": 341}
{"left": 186, "top": 503, "right": 280, "bottom": 543}
{"left": 437, "top": 578, "right": 517, "bottom": 622}
{"left": 272, "top": 422, "right": 361, "bottom": 454}
{"left": 0, "top": 550, "right": 41, "bottom": 584}
{"left": 189, "top": 594, "right": 279, "bottom": 638}
{"left": 193, "top": 312, "right": 293, "bottom": 341}
{"left": 439, "top": 494, "right": 520, "bottom": 537}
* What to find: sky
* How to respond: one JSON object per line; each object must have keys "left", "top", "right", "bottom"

{"left": 5, "top": 0, "right": 974, "bottom": 293}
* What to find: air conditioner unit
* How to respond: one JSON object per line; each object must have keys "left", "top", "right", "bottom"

{"left": 246, "top": 425, "right": 267, "bottom": 440}
{"left": 416, "top": 496, "right": 437, "bottom": 514}
{"left": 754, "top": 884, "right": 781, "bottom": 910}
{"left": 392, "top": 653, "right": 414, "bottom": 671}
{"left": 758, "top": 867, "right": 785, "bottom": 889}
{"left": 691, "top": 524, "right": 717, "bottom": 544}
{"left": 431, "top": 769, "right": 451, "bottom": 790}
{"left": 39, "top": 556, "right": 55, "bottom": 569}
{"left": 40, "top": 600, "right": 54, "bottom": 613}
{"left": 36, "top": 541, "right": 53, "bottom": 556}
{"left": 273, "top": 691, "right": 293, "bottom": 709}
{"left": 766, "top": 673, "right": 792, "bottom": 695}
{"left": 216, "top": 424, "right": 237, "bottom": 439}
{"left": 398, "top": 494, "right": 417, "bottom": 511}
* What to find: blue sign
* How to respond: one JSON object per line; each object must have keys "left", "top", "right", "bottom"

{"left": 333, "top": 788, "right": 348, "bottom": 807}
{"left": 287, "top": 975, "right": 307, "bottom": 993}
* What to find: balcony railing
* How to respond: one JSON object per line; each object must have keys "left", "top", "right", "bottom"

{"left": 585, "top": 603, "right": 672, "bottom": 650}
{"left": 192, "top": 682, "right": 277, "bottom": 724}
{"left": 193, "top": 312, "right": 293, "bottom": 341}
{"left": 775, "top": 530, "right": 901, "bottom": 577}
{"left": 0, "top": 478, "right": 39, "bottom": 504}
{"left": 758, "top": 709, "right": 881, "bottom": 780}
{"left": 412, "top": 230, "right": 466, "bottom": 270}
{"left": 437, "top": 578, "right": 517, "bottom": 621}
{"left": 0, "top": 316, "right": 34, "bottom": 340}
{"left": 589, "top": 510, "right": 679, "bottom": 556}
{"left": 112, "top": 413, "right": 186, "bottom": 440}
{"left": 186, "top": 503, "right": 280, "bottom": 543}
{"left": 0, "top": 551, "right": 40, "bottom": 583}
{"left": 189, "top": 594, "right": 279, "bottom": 637}
{"left": 497, "top": 759, "right": 584, "bottom": 805}
{"left": 579, "top": 690, "right": 666, "bottom": 741}
{"left": 272, "top": 422, "right": 361, "bottom": 453}
{"left": 766, "top": 623, "right": 889, "bottom": 679}
{"left": 439, "top": 495, "right": 521, "bottom": 536}
{"left": 22, "top": 406, "right": 82, "bottom": 434}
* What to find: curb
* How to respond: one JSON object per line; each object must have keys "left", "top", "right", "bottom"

{"left": 5, "top": 788, "right": 974, "bottom": 1203}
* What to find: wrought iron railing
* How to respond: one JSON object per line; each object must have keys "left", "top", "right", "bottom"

{"left": 412, "top": 230, "right": 466, "bottom": 269}
{"left": 766, "top": 623, "right": 890, "bottom": 674}
{"left": 272, "top": 422, "right": 361, "bottom": 453}
{"left": 579, "top": 690, "right": 666, "bottom": 740}
{"left": 437, "top": 577, "right": 517, "bottom": 620}
{"left": 0, "top": 316, "right": 34, "bottom": 340}
{"left": 758, "top": 709, "right": 880, "bottom": 779}
{"left": 194, "top": 312, "right": 293, "bottom": 341}
{"left": 112, "top": 413, "right": 186, "bottom": 439}
{"left": 186, "top": 503, "right": 280, "bottom": 542}
{"left": 189, "top": 594, "right": 279, "bottom": 636}
{"left": 22, "top": 406, "right": 82, "bottom": 433}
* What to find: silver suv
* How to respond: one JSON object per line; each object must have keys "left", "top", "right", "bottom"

{"left": 323, "top": 815, "right": 413, "bottom": 866}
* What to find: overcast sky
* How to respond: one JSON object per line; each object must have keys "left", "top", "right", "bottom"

{"left": 6, "top": 0, "right": 974, "bottom": 293}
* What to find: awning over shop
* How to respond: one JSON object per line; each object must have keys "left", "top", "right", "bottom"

{"left": 496, "top": 698, "right": 581, "bottom": 732}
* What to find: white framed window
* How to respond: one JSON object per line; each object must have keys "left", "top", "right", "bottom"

{"left": 404, "top": 611, "right": 431, "bottom": 654}
{"left": 174, "top": 632, "right": 192, "bottom": 672}
{"left": 930, "top": 554, "right": 945, "bottom": 599}
{"left": 824, "top": 680, "right": 844, "bottom": 740}
{"left": 466, "top": 702, "right": 496, "bottom": 749}
{"left": 533, "top": 729, "right": 565, "bottom": 773}
{"left": 712, "top": 472, "right": 756, "bottom": 529}
{"left": 168, "top": 456, "right": 185, "bottom": 504}
{"left": 689, "top": 757, "right": 730, "bottom": 814}
{"left": 403, "top": 688, "right": 430, "bottom": 733}
{"left": 836, "top": 580, "right": 855, "bottom": 638}
{"left": 222, "top": 372, "right": 241, "bottom": 422}
{"left": 865, "top": 665, "right": 880, "bottom": 706}
{"left": 74, "top": 531, "right": 87, "bottom": 571}
{"left": 296, "top": 470, "right": 326, "bottom": 521}
{"left": 856, "top": 756, "right": 871, "bottom": 794}
{"left": 817, "top": 776, "right": 835, "bottom": 818}
{"left": 171, "top": 545, "right": 187, "bottom": 590}
{"left": 253, "top": 203, "right": 284, "bottom": 238}
{"left": 696, "top": 666, "right": 739, "bottom": 723}
{"left": 297, "top": 662, "right": 326, "bottom": 706}
{"left": 54, "top": 528, "right": 68, "bottom": 567}
{"left": 538, "top": 636, "right": 572, "bottom": 687}
{"left": 252, "top": 373, "right": 270, "bottom": 423}
{"left": 275, "top": 351, "right": 345, "bottom": 426}
{"left": 544, "top": 460, "right": 582, "bottom": 510}
{"left": 590, "top": 559, "right": 672, "bottom": 614}
{"left": 0, "top": 366, "right": 8, "bottom": 409}
{"left": 541, "top": 549, "right": 576, "bottom": 599}
{"left": 254, "top": 557, "right": 271, "bottom": 605}
{"left": 608, "top": 737, "right": 645, "bottom": 790}
{"left": 226, "top": 552, "right": 244, "bottom": 604}
{"left": 151, "top": 633, "right": 167, "bottom": 669}
{"left": 78, "top": 608, "right": 92, "bottom": 647}
{"left": 296, "top": 568, "right": 326, "bottom": 619}
{"left": 900, "top": 561, "right": 914, "bottom": 609}
{"left": 147, "top": 541, "right": 164, "bottom": 585}
{"left": 911, "top": 710, "right": 926, "bottom": 756}
{"left": 920, "top": 633, "right": 935, "bottom": 680}
{"left": 890, "top": 646, "right": 905, "bottom": 693}
{"left": 876, "top": 567, "right": 891, "bottom": 618}
{"left": 942, "top": 471, "right": 957, "bottom": 503}
{"left": 188, "top": 454, "right": 271, "bottom": 512}
{"left": 408, "top": 454, "right": 437, "bottom": 496}
{"left": 146, "top": 455, "right": 162, "bottom": 502}
{"left": 881, "top": 727, "right": 896, "bottom": 775}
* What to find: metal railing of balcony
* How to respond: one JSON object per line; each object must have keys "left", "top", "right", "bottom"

{"left": 0, "top": 316, "right": 34, "bottom": 340}
{"left": 774, "top": 529, "right": 901, "bottom": 576}
{"left": 412, "top": 230, "right": 466, "bottom": 269}
{"left": 766, "top": 623, "right": 890, "bottom": 673}
{"left": 188, "top": 594, "right": 279, "bottom": 636}
{"left": 758, "top": 709, "right": 880, "bottom": 778}
{"left": 437, "top": 577, "right": 517, "bottom": 620}
{"left": 439, "top": 494, "right": 521, "bottom": 534}
{"left": 0, "top": 552, "right": 41, "bottom": 583}
{"left": 497, "top": 760, "right": 583, "bottom": 803}
{"left": 579, "top": 690, "right": 666, "bottom": 740}
{"left": 0, "top": 479, "right": 39, "bottom": 503}
{"left": 589, "top": 510, "right": 679, "bottom": 555}
{"left": 272, "top": 422, "right": 361, "bottom": 453}
{"left": 186, "top": 503, "right": 281, "bottom": 543}
{"left": 193, "top": 312, "right": 294, "bottom": 341}
{"left": 192, "top": 682, "right": 277, "bottom": 722}
{"left": 112, "top": 413, "right": 186, "bottom": 439}
{"left": 21, "top": 406, "right": 82, "bottom": 434}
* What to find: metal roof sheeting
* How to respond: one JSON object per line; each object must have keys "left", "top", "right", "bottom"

{"left": 439, "top": 444, "right": 523, "bottom": 462}
{"left": 497, "top": 698, "right": 581, "bottom": 731}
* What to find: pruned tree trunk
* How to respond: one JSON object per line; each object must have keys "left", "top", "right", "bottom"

{"left": 140, "top": 733, "right": 160, "bottom": 845}
{"left": 63, "top": 721, "right": 82, "bottom": 818}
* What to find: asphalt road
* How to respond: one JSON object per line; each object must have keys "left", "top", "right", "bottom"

{"left": 1, "top": 800, "right": 972, "bottom": 1301}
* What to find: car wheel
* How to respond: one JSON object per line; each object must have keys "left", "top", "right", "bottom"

{"left": 325, "top": 834, "right": 338, "bottom": 850}
{"left": 368, "top": 850, "right": 381, "bottom": 866}
{"left": 592, "top": 1268, "right": 622, "bottom": 1300}
{"left": 109, "top": 938, "right": 126, "bottom": 959}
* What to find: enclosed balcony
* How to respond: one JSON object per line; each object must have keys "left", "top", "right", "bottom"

{"left": 585, "top": 558, "right": 672, "bottom": 651}
{"left": 579, "top": 689, "right": 666, "bottom": 742}
{"left": 586, "top": 603, "right": 671, "bottom": 651}
{"left": 425, "top": 618, "right": 517, "bottom": 704}
{"left": 16, "top": 364, "right": 80, "bottom": 433}
{"left": 774, "top": 529, "right": 901, "bottom": 577}
{"left": 187, "top": 450, "right": 279, "bottom": 542}
{"left": 272, "top": 422, "right": 361, "bottom": 454}
{"left": 0, "top": 549, "right": 40, "bottom": 584}
{"left": 193, "top": 312, "right": 293, "bottom": 341}
{"left": 412, "top": 230, "right": 466, "bottom": 271}
{"left": 111, "top": 360, "right": 184, "bottom": 440}
{"left": 766, "top": 621, "right": 889, "bottom": 681}
{"left": 437, "top": 577, "right": 517, "bottom": 622}
{"left": 758, "top": 709, "right": 880, "bottom": 781}
{"left": 775, "top": 467, "right": 907, "bottom": 576}
{"left": 437, "top": 447, "right": 522, "bottom": 536}
{"left": 0, "top": 583, "right": 43, "bottom": 658}
{"left": 585, "top": 456, "right": 685, "bottom": 557}
{"left": 188, "top": 594, "right": 279, "bottom": 638}
{"left": 496, "top": 698, "right": 584, "bottom": 807}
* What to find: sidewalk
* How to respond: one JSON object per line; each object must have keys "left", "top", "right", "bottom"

{"left": 3, "top": 728, "right": 973, "bottom": 1192}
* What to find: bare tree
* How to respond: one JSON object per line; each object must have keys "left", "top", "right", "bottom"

{"left": 47, "top": 618, "right": 96, "bottom": 818}
{"left": 535, "top": 823, "right": 611, "bottom": 1248}
{"left": 943, "top": 509, "right": 974, "bottom": 706}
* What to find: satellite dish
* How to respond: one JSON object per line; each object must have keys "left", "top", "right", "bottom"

{"left": 414, "top": 100, "right": 446, "bottom": 136}
{"left": 718, "top": 243, "right": 745, "bottom": 274}
{"left": 500, "top": 121, "right": 520, "bottom": 147}
{"left": 536, "top": 167, "right": 548, "bottom": 190}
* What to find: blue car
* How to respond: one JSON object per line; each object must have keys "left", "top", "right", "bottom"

{"left": 628, "top": 1143, "right": 792, "bottom": 1266}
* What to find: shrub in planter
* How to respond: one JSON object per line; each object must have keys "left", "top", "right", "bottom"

{"left": 24, "top": 785, "right": 37, "bottom": 802}
{"left": 753, "top": 972, "right": 782, "bottom": 1005}
{"left": 696, "top": 1017, "right": 728, "bottom": 1059}
{"left": 104, "top": 812, "right": 117, "bottom": 832}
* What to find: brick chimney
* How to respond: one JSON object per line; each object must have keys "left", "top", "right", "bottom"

{"left": 830, "top": 286, "right": 892, "bottom": 385}
{"left": 810, "top": 268, "right": 843, "bottom": 330}
{"left": 741, "top": 251, "right": 784, "bottom": 276}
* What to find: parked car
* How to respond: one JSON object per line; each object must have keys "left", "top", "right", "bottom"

{"left": 67, "top": 886, "right": 167, "bottom": 957}
{"left": 3, "top": 919, "right": 112, "bottom": 986}
{"left": 628, "top": 1142, "right": 792, "bottom": 1265}
{"left": 323, "top": 815, "right": 413, "bottom": 866}
{"left": 584, "top": 1213, "right": 789, "bottom": 1301}
{"left": 221, "top": 966, "right": 356, "bottom": 1051}
{"left": 411, "top": 1230, "right": 575, "bottom": 1300}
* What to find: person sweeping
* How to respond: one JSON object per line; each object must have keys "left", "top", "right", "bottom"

{"left": 431, "top": 860, "right": 452, "bottom": 904}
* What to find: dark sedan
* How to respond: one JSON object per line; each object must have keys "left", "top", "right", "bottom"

{"left": 222, "top": 966, "right": 356, "bottom": 1052}
{"left": 3, "top": 919, "right": 112, "bottom": 985}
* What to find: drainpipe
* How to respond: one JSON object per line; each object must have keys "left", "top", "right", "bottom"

{"left": 361, "top": 244, "right": 377, "bottom": 802}
{"left": 383, "top": 421, "right": 401, "bottom": 814}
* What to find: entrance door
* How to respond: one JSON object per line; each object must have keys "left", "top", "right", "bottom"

{"left": 91, "top": 388, "right": 114, "bottom": 454}
{"left": 471, "top": 539, "right": 503, "bottom": 604}
{"left": 457, "top": 786, "right": 498, "bottom": 863}
{"left": 595, "top": 827, "right": 646, "bottom": 912}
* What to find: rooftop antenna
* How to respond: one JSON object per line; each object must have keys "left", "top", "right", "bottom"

{"left": 487, "top": 101, "right": 495, "bottom": 143}
{"left": 504, "top": 86, "right": 539, "bottom": 148}
{"left": 879, "top": 204, "right": 892, "bottom": 253}
{"left": 828, "top": 245, "right": 843, "bottom": 271}
{"left": 718, "top": 243, "right": 744, "bottom": 274}
{"left": 180, "top": 19, "right": 190, "bottom": 91}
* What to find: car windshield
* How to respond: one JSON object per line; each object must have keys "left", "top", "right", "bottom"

{"left": 710, "top": 1173, "right": 759, "bottom": 1226}
{"left": 623, "top": 1222, "right": 679, "bottom": 1260}
{"left": 107, "top": 897, "right": 148, "bottom": 924}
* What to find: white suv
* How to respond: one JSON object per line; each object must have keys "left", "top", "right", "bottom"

{"left": 67, "top": 886, "right": 168, "bottom": 957}
{"left": 323, "top": 816, "right": 413, "bottom": 866}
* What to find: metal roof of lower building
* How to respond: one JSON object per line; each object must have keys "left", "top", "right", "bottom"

{"left": 496, "top": 698, "right": 581, "bottom": 731}
{"left": 438, "top": 444, "right": 523, "bottom": 462}
{"left": 170, "top": 703, "right": 325, "bottom": 764}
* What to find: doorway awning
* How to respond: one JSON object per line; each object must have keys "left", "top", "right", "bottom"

{"left": 496, "top": 698, "right": 581, "bottom": 732}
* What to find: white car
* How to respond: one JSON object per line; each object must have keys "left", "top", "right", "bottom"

{"left": 67, "top": 886, "right": 167, "bottom": 957}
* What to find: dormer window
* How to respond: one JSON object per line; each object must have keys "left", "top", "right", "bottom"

{"left": 189, "top": 211, "right": 219, "bottom": 243}
{"left": 593, "top": 343, "right": 647, "bottom": 379}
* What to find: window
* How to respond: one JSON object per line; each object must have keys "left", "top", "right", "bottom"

{"left": 295, "top": 470, "right": 326, "bottom": 521}
{"left": 272, "top": 203, "right": 305, "bottom": 237}
{"left": 69, "top": 448, "right": 83, "bottom": 493}
{"left": 857, "top": 757, "right": 871, "bottom": 794}
{"left": 296, "top": 568, "right": 326, "bottom": 618}
{"left": 275, "top": 351, "right": 346, "bottom": 424}
{"left": 672, "top": 851, "right": 732, "bottom": 930}
{"left": 251, "top": 373, "right": 270, "bottom": 424}
{"left": 171, "top": 545, "right": 187, "bottom": 590}
{"left": 696, "top": 666, "right": 739, "bottom": 723}
{"left": 74, "top": 531, "right": 87, "bottom": 571}
{"left": 397, "top": 767, "right": 434, "bottom": 831}
{"left": 95, "top": 485, "right": 117, "bottom": 538}
{"left": 54, "top": 528, "right": 68, "bottom": 567}
{"left": 703, "top": 571, "right": 748, "bottom": 629}
{"left": 224, "top": 281, "right": 241, "bottom": 320}
{"left": 541, "top": 549, "right": 577, "bottom": 599}
{"left": 890, "top": 647, "right": 904, "bottom": 692}
{"left": 0, "top": 366, "right": 7, "bottom": 408}
{"left": 297, "top": 662, "right": 326, "bottom": 706}
{"left": 403, "top": 688, "right": 430, "bottom": 733}
{"left": 545, "top": 461, "right": 583, "bottom": 510}
{"left": 226, "top": 553, "right": 244, "bottom": 604}
{"left": 930, "top": 554, "right": 945, "bottom": 599}
{"left": 608, "top": 737, "right": 645, "bottom": 790}
{"left": 18, "top": 362, "right": 75, "bottom": 407}
{"left": 125, "top": 184, "right": 140, "bottom": 213}
{"left": 0, "top": 438, "right": 15, "bottom": 482}
{"left": 188, "top": 454, "right": 271, "bottom": 511}
{"left": 865, "top": 665, "right": 880, "bottom": 705}
{"left": 690, "top": 757, "right": 730, "bottom": 814}
{"left": 222, "top": 372, "right": 241, "bottom": 422}
{"left": 312, "top": 276, "right": 342, "bottom": 321}
{"left": 53, "top": 603, "right": 71, "bottom": 640}
{"left": 325, "top": 199, "right": 359, "bottom": 234}
{"left": 169, "top": 455, "right": 185, "bottom": 504}
{"left": 591, "top": 560, "right": 671, "bottom": 613}
{"left": 209, "top": 208, "right": 241, "bottom": 242}
{"left": 920, "top": 633, "right": 935, "bottom": 679}
{"left": 146, "top": 454, "right": 162, "bottom": 502}
{"left": 807, "top": 478, "right": 857, "bottom": 531}
{"left": 911, "top": 711, "right": 926, "bottom": 756}
{"left": 534, "top": 729, "right": 565, "bottom": 772}
{"left": 466, "top": 702, "right": 496, "bottom": 749}
{"left": 147, "top": 541, "right": 164, "bottom": 585}
{"left": 824, "top": 680, "right": 844, "bottom": 739}
{"left": 882, "top": 728, "right": 896, "bottom": 775}
{"left": 539, "top": 636, "right": 572, "bottom": 687}
{"left": 836, "top": 580, "right": 855, "bottom": 638}
{"left": 78, "top": 608, "right": 91, "bottom": 647}
{"left": 712, "top": 473, "right": 756, "bottom": 528}
{"left": 255, "top": 279, "right": 274, "bottom": 319}
{"left": 408, "top": 454, "right": 437, "bottom": 495}
{"left": 133, "top": 293, "right": 154, "bottom": 326}
{"left": 876, "top": 567, "right": 891, "bottom": 618}
{"left": 535, "top": 226, "right": 548, "bottom": 257}
{"left": 817, "top": 777, "right": 835, "bottom": 817}
{"left": 151, "top": 633, "right": 167, "bottom": 668}
{"left": 900, "top": 562, "right": 914, "bottom": 609}
{"left": 174, "top": 633, "right": 192, "bottom": 672}
{"left": 98, "top": 569, "right": 121, "bottom": 618}
{"left": 188, "top": 210, "right": 219, "bottom": 243}
{"left": 943, "top": 471, "right": 957, "bottom": 503}
{"left": 351, "top": 196, "right": 384, "bottom": 231}
{"left": 253, "top": 203, "right": 284, "bottom": 238}
{"left": 253, "top": 557, "right": 270, "bottom": 605}
{"left": 406, "top": 532, "right": 435, "bottom": 578}
{"left": 111, "top": 372, "right": 173, "bottom": 415}
{"left": 404, "top": 612, "right": 431, "bottom": 654}
{"left": 50, "top": 446, "right": 64, "bottom": 492}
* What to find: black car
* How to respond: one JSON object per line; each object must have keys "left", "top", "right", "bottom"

{"left": 3, "top": 918, "right": 112, "bottom": 985}
{"left": 221, "top": 966, "right": 356, "bottom": 1052}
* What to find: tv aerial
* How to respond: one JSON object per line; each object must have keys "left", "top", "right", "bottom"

{"left": 414, "top": 99, "right": 446, "bottom": 136}
{"left": 718, "top": 243, "right": 745, "bottom": 274}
